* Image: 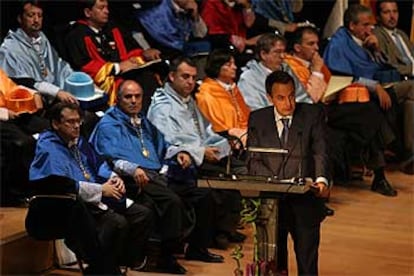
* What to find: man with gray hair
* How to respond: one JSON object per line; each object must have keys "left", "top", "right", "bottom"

{"left": 238, "top": 32, "right": 304, "bottom": 111}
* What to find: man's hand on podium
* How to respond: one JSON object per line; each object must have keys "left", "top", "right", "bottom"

{"left": 310, "top": 182, "right": 330, "bottom": 198}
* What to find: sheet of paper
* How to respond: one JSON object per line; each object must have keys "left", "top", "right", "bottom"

{"left": 323, "top": 76, "right": 353, "bottom": 101}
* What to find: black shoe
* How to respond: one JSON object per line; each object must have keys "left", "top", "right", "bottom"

{"left": 157, "top": 255, "right": 187, "bottom": 274}
{"left": 371, "top": 178, "right": 397, "bottom": 197}
{"left": 227, "top": 231, "right": 246, "bottom": 243}
{"left": 185, "top": 247, "right": 224, "bottom": 263}
{"left": 325, "top": 205, "right": 335, "bottom": 216}
{"left": 129, "top": 256, "right": 148, "bottom": 271}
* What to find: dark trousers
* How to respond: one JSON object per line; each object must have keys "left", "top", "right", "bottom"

{"left": 96, "top": 204, "right": 153, "bottom": 268}
{"left": 277, "top": 198, "right": 321, "bottom": 276}
{"left": 125, "top": 169, "right": 188, "bottom": 248}
{"left": 277, "top": 224, "right": 320, "bottom": 276}
{"left": 168, "top": 179, "right": 213, "bottom": 249}
{"left": 326, "top": 102, "right": 388, "bottom": 172}
{"left": 66, "top": 201, "right": 153, "bottom": 274}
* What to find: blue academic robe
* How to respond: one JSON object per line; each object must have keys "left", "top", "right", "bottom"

{"left": 136, "top": 0, "right": 193, "bottom": 51}
{"left": 30, "top": 130, "right": 122, "bottom": 209}
{"left": 238, "top": 60, "right": 307, "bottom": 110}
{"left": 252, "top": 0, "right": 294, "bottom": 22}
{"left": 30, "top": 130, "right": 110, "bottom": 183}
{"left": 323, "top": 27, "right": 380, "bottom": 79}
{"left": 0, "top": 29, "right": 73, "bottom": 92}
{"left": 147, "top": 83, "right": 230, "bottom": 166}
{"left": 89, "top": 106, "right": 178, "bottom": 170}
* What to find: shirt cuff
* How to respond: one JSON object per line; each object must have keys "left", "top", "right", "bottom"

{"left": 113, "top": 63, "right": 121, "bottom": 75}
{"left": 315, "top": 176, "right": 329, "bottom": 187}
{"left": 312, "top": 71, "right": 324, "bottom": 79}
{"left": 78, "top": 181, "right": 103, "bottom": 204}
{"left": 113, "top": 159, "right": 139, "bottom": 176}
{"left": 356, "top": 77, "right": 378, "bottom": 92}
{"left": 0, "top": 107, "right": 9, "bottom": 121}
{"left": 34, "top": 81, "right": 60, "bottom": 97}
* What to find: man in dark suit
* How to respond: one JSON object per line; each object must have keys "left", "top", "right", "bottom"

{"left": 247, "top": 71, "right": 329, "bottom": 275}
{"left": 373, "top": 0, "right": 414, "bottom": 174}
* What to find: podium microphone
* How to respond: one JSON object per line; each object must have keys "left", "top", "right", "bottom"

{"left": 296, "top": 130, "right": 305, "bottom": 185}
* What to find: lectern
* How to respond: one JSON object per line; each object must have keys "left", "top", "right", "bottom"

{"left": 197, "top": 147, "right": 311, "bottom": 275}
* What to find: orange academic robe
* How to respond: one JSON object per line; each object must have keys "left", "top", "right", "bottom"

{"left": 196, "top": 78, "right": 250, "bottom": 132}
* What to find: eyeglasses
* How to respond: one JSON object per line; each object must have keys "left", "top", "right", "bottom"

{"left": 61, "top": 119, "right": 83, "bottom": 126}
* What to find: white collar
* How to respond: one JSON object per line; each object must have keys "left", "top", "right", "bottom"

{"left": 130, "top": 116, "right": 141, "bottom": 127}
{"left": 216, "top": 79, "right": 235, "bottom": 92}
{"left": 223, "top": 0, "right": 236, "bottom": 8}
{"left": 171, "top": 0, "right": 186, "bottom": 14}
{"left": 68, "top": 138, "right": 79, "bottom": 148}
{"left": 383, "top": 27, "right": 398, "bottom": 37}
{"left": 31, "top": 35, "right": 42, "bottom": 45}
{"left": 259, "top": 61, "right": 275, "bottom": 74}
{"left": 350, "top": 33, "right": 364, "bottom": 47}
{"left": 274, "top": 108, "right": 293, "bottom": 123}
{"left": 88, "top": 25, "right": 101, "bottom": 35}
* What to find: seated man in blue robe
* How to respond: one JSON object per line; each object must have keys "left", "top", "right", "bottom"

{"left": 89, "top": 79, "right": 224, "bottom": 274}
{"left": 133, "top": 0, "right": 208, "bottom": 59}
{"left": 29, "top": 102, "right": 153, "bottom": 274}
{"left": 323, "top": 4, "right": 411, "bottom": 161}
{"left": 0, "top": 0, "right": 77, "bottom": 105}
{"left": 147, "top": 56, "right": 246, "bottom": 249}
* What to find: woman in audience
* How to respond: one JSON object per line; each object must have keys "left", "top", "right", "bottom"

{"left": 196, "top": 49, "right": 250, "bottom": 147}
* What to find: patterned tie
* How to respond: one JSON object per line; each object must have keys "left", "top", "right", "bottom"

{"left": 392, "top": 31, "right": 411, "bottom": 65}
{"left": 280, "top": 118, "right": 290, "bottom": 147}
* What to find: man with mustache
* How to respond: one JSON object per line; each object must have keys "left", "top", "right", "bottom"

{"left": 373, "top": 0, "right": 414, "bottom": 174}
{"left": 0, "top": 0, "right": 78, "bottom": 105}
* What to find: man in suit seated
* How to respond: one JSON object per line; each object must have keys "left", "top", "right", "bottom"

{"left": 247, "top": 71, "right": 329, "bottom": 275}
{"left": 373, "top": 0, "right": 414, "bottom": 174}
{"left": 29, "top": 102, "right": 153, "bottom": 274}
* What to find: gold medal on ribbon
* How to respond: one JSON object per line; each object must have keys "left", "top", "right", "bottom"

{"left": 84, "top": 172, "right": 91, "bottom": 180}
{"left": 142, "top": 148, "right": 150, "bottom": 158}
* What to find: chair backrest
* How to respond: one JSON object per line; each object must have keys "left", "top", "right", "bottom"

{"left": 25, "top": 194, "right": 77, "bottom": 241}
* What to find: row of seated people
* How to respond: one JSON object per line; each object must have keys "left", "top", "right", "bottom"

{"left": 1, "top": 0, "right": 413, "bottom": 201}
{"left": 1, "top": 0, "right": 413, "bottom": 205}
{"left": 1, "top": 1, "right": 412, "bottom": 274}
{"left": 26, "top": 67, "right": 330, "bottom": 275}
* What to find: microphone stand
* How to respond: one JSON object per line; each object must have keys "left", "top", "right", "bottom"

{"left": 296, "top": 131, "right": 304, "bottom": 185}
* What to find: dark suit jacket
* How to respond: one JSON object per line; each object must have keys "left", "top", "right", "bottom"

{"left": 374, "top": 26, "right": 414, "bottom": 77}
{"left": 247, "top": 103, "right": 328, "bottom": 226}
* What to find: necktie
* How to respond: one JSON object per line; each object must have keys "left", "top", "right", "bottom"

{"left": 392, "top": 31, "right": 411, "bottom": 65}
{"left": 280, "top": 118, "right": 289, "bottom": 147}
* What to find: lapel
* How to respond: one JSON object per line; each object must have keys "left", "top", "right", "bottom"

{"left": 380, "top": 27, "right": 408, "bottom": 64}
{"left": 260, "top": 108, "right": 289, "bottom": 175}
